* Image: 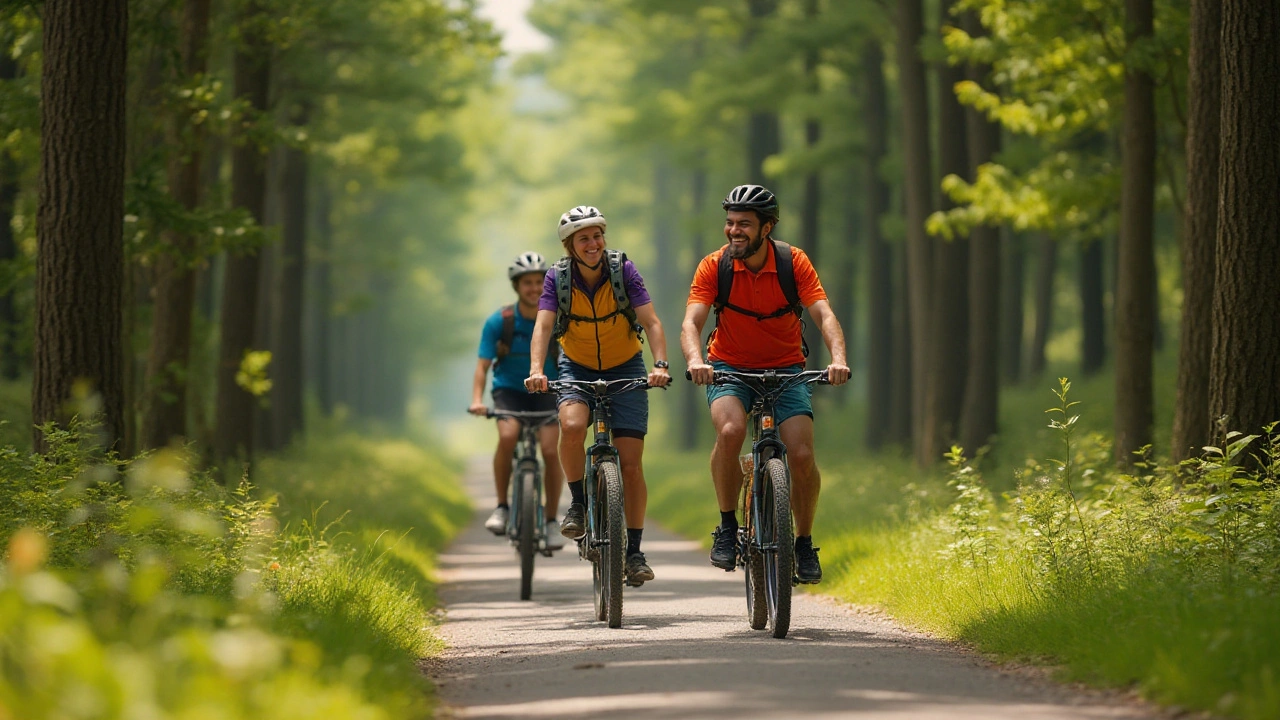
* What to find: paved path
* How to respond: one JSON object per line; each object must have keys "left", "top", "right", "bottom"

{"left": 429, "top": 458, "right": 1158, "bottom": 719}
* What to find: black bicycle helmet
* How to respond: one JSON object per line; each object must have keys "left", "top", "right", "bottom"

{"left": 722, "top": 184, "right": 779, "bottom": 223}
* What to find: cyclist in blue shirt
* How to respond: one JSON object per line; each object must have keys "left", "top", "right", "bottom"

{"left": 469, "top": 252, "right": 563, "bottom": 544}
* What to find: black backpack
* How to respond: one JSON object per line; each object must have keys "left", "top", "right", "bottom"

{"left": 495, "top": 305, "right": 558, "bottom": 363}
{"left": 711, "top": 238, "right": 808, "bottom": 357}
{"left": 551, "top": 250, "right": 642, "bottom": 341}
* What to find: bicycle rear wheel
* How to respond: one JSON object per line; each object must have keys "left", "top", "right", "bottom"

{"left": 761, "top": 457, "right": 793, "bottom": 638}
{"left": 594, "top": 459, "right": 625, "bottom": 628}
{"left": 518, "top": 468, "right": 537, "bottom": 601}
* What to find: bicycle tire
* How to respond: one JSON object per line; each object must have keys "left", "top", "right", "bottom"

{"left": 762, "top": 457, "right": 793, "bottom": 638}
{"left": 518, "top": 468, "right": 537, "bottom": 601}
{"left": 744, "top": 484, "right": 768, "bottom": 630}
{"left": 598, "top": 459, "right": 625, "bottom": 628}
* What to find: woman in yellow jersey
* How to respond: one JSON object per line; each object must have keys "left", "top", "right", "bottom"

{"left": 526, "top": 206, "right": 671, "bottom": 586}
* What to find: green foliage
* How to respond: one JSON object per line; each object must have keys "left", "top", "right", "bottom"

{"left": 0, "top": 421, "right": 469, "bottom": 719}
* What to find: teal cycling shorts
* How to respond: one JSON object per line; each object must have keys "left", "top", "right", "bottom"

{"left": 705, "top": 361, "right": 814, "bottom": 425}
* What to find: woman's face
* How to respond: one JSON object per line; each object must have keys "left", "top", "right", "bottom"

{"left": 570, "top": 226, "right": 606, "bottom": 267}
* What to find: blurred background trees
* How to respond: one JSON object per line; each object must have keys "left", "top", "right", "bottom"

{"left": 1, "top": 0, "right": 1276, "bottom": 469}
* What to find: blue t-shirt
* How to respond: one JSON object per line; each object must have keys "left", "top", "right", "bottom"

{"left": 478, "top": 306, "right": 559, "bottom": 393}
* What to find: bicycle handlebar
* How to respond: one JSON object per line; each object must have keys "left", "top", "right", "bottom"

{"left": 481, "top": 409, "right": 560, "bottom": 427}
{"left": 684, "top": 368, "right": 829, "bottom": 393}
{"left": 546, "top": 377, "right": 657, "bottom": 396}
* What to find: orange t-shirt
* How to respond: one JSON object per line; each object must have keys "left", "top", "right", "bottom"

{"left": 687, "top": 241, "right": 827, "bottom": 369}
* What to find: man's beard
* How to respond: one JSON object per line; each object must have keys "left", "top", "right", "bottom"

{"left": 728, "top": 230, "right": 766, "bottom": 259}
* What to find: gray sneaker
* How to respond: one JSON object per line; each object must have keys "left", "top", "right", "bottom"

{"left": 544, "top": 520, "right": 565, "bottom": 551}
{"left": 484, "top": 506, "right": 508, "bottom": 535}
{"left": 561, "top": 503, "right": 586, "bottom": 539}
{"left": 625, "top": 552, "right": 655, "bottom": 586}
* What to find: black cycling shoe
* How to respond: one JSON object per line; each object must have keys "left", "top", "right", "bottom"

{"left": 561, "top": 503, "right": 586, "bottom": 540}
{"left": 794, "top": 537, "right": 822, "bottom": 584}
{"left": 625, "top": 552, "right": 655, "bottom": 586}
{"left": 710, "top": 525, "right": 738, "bottom": 571}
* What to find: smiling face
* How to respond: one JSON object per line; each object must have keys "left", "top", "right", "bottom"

{"left": 513, "top": 272, "right": 544, "bottom": 307}
{"left": 724, "top": 210, "right": 773, "bottom": 259}
{"left": 568, "top": 226, "right": 606, "bottom": 268}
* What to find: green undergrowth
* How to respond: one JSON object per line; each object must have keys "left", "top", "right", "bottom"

{"left": 647, "top": 361, "right": 1280, "bottom": 720}
{"left": 0, "top": 419, "right": 469, "bottom": 719}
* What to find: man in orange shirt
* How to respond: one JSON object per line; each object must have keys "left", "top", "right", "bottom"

{"left": 681, "top": 184, "right": 850, "bottom": 584}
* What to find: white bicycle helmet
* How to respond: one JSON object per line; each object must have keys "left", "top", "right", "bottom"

{"left": 508, "top": 251, "right": 549, "bottom": 281}
{"left": 557, "top": 205, "right": 607, "bottom": 241}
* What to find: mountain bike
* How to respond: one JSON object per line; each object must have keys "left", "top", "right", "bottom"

{"left": 546, "top": 377, "right": 655, "bottom": 628}
{"left": 485, "top": 409, "right": 560, "bottom": 600}
{"left": 696, "top": 368, "right": 829, "bottom": 639}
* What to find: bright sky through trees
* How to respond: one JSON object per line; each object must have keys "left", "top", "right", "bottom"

{"left": 477, "top": 0, "right": 550, "bottom": 54}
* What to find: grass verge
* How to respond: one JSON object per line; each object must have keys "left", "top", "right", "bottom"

{"left": 647, "top": 357, "right": 1280, "bottom": 720}
{"left": 0, "top": 419, "right": 469, "bottom": 719}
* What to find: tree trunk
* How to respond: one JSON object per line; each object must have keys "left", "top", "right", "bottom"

{"left": 959, "top": 11, "right": 1001, "bottom": 456}
{"left": 887, "top": 243, "right": 913, "bottom": 446}
{"left": 863, "top": 39, "right": 892, "bottom": 449}
{"left": 1080, "top": 238, "right": 1106, "bottom": 376}
{"left": 680, "top": 166, "right": 707, "bottom": 451}
{"left": 1209, "top": 0, "right": 1280, "bottom": 449}
{"left": 921, "top": 0, "right": 970, "bottom": 464}
{"left": 800, "top": 0, "right": 823, "bottom": 368}
{"left": 313, "top": 180, "right": 334, "bottom": 416}
{"left": 0, "top": 49, "right": 21, "bottom": 381}
{"left": 999, "top": 232, "right": 1025, "bottom": 384}
{"left": 896, "top": 0, "right": 934, "bottom": 460}
{"left": 1114, "top": 0, "right": 1157, "bottom": 465}
{"left": 1028, "top": 234, "right": 1057, "bottom": 377}
{"left": 1173, "top": 0, "right": 1222, "bottom": 462}
{"left": 32, "top": 0, "right": 127, "bottom": 451}
{"left": 273, "top": 105, "right": 309, "bottom": 450}
{"left": 213, "top": 5, "right": 270, "bottom": 466}
{"left": 746, "top": 0, "right": 780, "bottom": 184}
{"left": 141, "top": 0, "right": 212, "bottom": 450}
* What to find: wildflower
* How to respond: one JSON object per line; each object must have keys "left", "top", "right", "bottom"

{"left": 267, "top": 561, "right": 281, "bottom": 572}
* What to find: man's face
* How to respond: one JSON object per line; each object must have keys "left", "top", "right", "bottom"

{"left": 724, "top": 210, "right": 771, "bottom": 259}
{"left": 514, "top": 272, "right": 544, "bottom": 306}
{"left": 570, "top": 226, "right": 606, "bottom": 267}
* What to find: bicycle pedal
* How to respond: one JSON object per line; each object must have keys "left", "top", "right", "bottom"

{"left": 625, "top": 579, "right": 644, "bottom": 588}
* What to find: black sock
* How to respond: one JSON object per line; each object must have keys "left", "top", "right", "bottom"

{"left": 568, "top": 479, "right": 585, "bottom": 506}
{"left": 498, "top": 503, "right": 509, "bottom": 510}
{"left": 720, "top": 510, "right": 738, "bottom": 531}
{"left": 627, "top": 528, "right": 643, "bottom": 556}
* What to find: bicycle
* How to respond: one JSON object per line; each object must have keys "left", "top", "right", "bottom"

{"left": 693, "top": 368, "right": 829, "bottom": 639}
{"left": 545, "top": 377, "right": 656, "bottom": 628}
{"left": 484, "top": 408, "right": 560, "bottom": 601}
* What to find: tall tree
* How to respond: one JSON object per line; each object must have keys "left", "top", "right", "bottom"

{"left": 922, "top": 0, "right": 970, "bottom": 464}
{"left": 141, "top": 0, "right": 212, "bottom": 450}
{"left": 1080, "top": 238, "right": 1106, "bottom": 375}
{"left": 32, "top": 0, "right": 127, "bottom": 450}
{"left": 214, "top": 2, "right": 271, "bottom": 465}
{"left": 1172, "top": 0, "right": 1221, "bottom": 462}
{"left": 746, "top": 0, "right": 780, "bottom": 184}
{"left": 1028, "top": 234, "right": 1056, "bottom": 377}
{"left": 800, "top": 0, "right": 823, "bottom": 367}
{"left": 1208, "top": 0, "right": 1280, "bottom": 448}
{"left": 679, "top": 166, "right": 707, "bottom": 451}
{"left": 313, "top": 179, "right": 334, "bottom": 416}
{"left": 959, "top": 11, "right": 1001, "bottom": 455}
{"left": 273, "top": 104, "right": 310, "bottom": 449}
{"left": 1114, "top": 0, "right": 1157, "bottom": 465}
{"left": 896, "top": 0, "right": 933, "bottom": 456}
{"left": 999, "top": 233, "right": 1025, "bottom": 383}
{"left": 863, "top": 40, "right": 893, "bottom": 450}
{"left": 0, "top": 45, "right": 20, "bottom": 381}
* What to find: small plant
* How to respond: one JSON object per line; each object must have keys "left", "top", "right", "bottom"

{"left": 938, "top": 445, "right": 999, "bottom": 572}
{"left": 1045, "top": 377, "right": 1097, "bottom": 580}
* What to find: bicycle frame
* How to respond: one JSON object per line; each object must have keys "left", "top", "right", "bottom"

{"left": 487, "top": 410, "right": 559, "bottom": 545}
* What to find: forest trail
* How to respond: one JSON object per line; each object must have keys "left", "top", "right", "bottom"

{"left": 428, "top": 458, "right": 1158, "bottom": 720}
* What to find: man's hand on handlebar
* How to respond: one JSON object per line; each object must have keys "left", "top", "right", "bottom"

{"left": 648, "top": 366, "right": 671, "bottom": 388}
{"left": 686, "top": 360, "right": 715, "bottom": 386}
{"left": 468, "top": 402, "right": 489, "bottom": 416}
{"left": 525, "top": 372, "right": 549, "bottom": 393}
{"left": 825, "top": 362, "right": 851, "bottom": 386}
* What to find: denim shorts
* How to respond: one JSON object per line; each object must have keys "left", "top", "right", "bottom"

{"left": 556, "top": 352, "right": 649, "bottom": 438}
{"left": 705, "top": 360, "right": 813, "bottom": 425}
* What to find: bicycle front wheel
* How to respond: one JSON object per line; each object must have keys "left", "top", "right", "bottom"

{"left": 594, "top": 459, "right": 625, "bottom": 628}
{"left": 518, "top": 468, "right": 537, "bottom": 601}
{"left": 761, "top": 457, "right": 794, "bottom": 638}
{"left": 744, "top": 484, "right": 768, "bottom": 631}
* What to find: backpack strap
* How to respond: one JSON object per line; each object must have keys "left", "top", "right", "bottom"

{"left": 495, "top": 304, "right": 516, "bottom": 360}
{"left": 710, "top": 239, "right": 808, "bottom": 357}
{"left": 551, "top": 252, "right": 643, "bottom": 341}
{"left": 606, "top": 249, "right": 643, "bottom": 341}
